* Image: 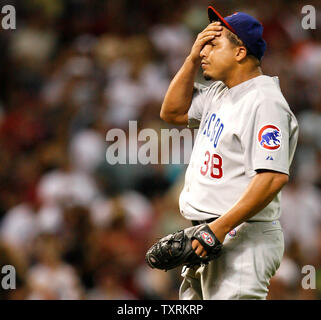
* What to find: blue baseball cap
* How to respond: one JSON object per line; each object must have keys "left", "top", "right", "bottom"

{"left": 208, "top": 6, "right": 266, "bottom": 60}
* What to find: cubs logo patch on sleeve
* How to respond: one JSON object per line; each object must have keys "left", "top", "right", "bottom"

{"left": 258, "top": 125, "right": 282, "bottom": 150}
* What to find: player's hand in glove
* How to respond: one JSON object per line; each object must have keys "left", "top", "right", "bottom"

{"left": 145, "top": 223, "right": 223, "bottom": 271}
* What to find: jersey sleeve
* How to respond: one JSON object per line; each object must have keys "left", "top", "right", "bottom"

{"left": 187, "top": 82, "right": 207, "bottom": 128}
{"left": 242, "top": 98, "right": 291, "bottom": 175}
{"left": 188, "top": 81, "right": 225, "bottom": 129}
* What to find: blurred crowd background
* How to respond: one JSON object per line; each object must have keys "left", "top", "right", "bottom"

{"left": 0, "top": 0, "right": 320, "bottom": 300}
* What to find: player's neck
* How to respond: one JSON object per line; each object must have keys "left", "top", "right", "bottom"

{"left": 225, "top": 67, "right": 263, "bottom": 89}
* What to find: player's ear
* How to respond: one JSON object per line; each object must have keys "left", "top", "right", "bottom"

{"left": 235, "top": 46, "right": 247, "bottom": 62}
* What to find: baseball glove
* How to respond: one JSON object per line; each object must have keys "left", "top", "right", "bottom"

{"left": 145, "top": 223, "right": 222, "bottom": 271}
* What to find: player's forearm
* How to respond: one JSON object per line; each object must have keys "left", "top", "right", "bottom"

{"left": 160, "top": 56, "right": 200, "bottom": 125}
{"left": 209, "top": 171, "right": 289, "bottom": 241}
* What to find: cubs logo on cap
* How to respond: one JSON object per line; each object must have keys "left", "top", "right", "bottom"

{"left": 258, "top": 125, "right": 282, "bottom": 150}
{"left": 200, "top": 231, "right": 215, "bottom": 246}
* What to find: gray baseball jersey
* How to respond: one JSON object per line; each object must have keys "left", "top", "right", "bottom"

{"left": 179, "top": 75, "right": 299, "bottom": 222}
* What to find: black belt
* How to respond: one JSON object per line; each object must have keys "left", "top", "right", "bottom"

{"left": 191, "top": 217, "right": 218, "bottom": 226}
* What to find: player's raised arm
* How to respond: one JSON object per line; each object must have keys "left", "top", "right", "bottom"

{"left": 160, "top": 22, "right": 223, "bottom": 125}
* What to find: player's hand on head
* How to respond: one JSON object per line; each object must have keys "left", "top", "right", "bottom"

{"left": 188, "top": 22, "right": 223, "bottom": 64}
{"left": 192, "top": 239, "right": 207, "bottom": 257}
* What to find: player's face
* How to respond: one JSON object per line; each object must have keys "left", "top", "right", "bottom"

{"left": 200, "top": 27, "right": 238, "bottom": 82}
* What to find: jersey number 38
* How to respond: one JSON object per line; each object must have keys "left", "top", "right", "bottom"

{"left": 200, "top": 151, "right": 223, "bottom": 179}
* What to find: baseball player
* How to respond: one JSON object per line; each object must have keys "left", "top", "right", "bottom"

{"left": 159, "top": 6, "right": 299, "bottom": 299}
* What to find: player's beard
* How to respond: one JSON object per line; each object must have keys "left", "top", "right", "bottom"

{"left": 203, "top": 74, "right": 212, "bottom": 81}
{"left": 203, "top": 70, "right": 213, "bottom": 81}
